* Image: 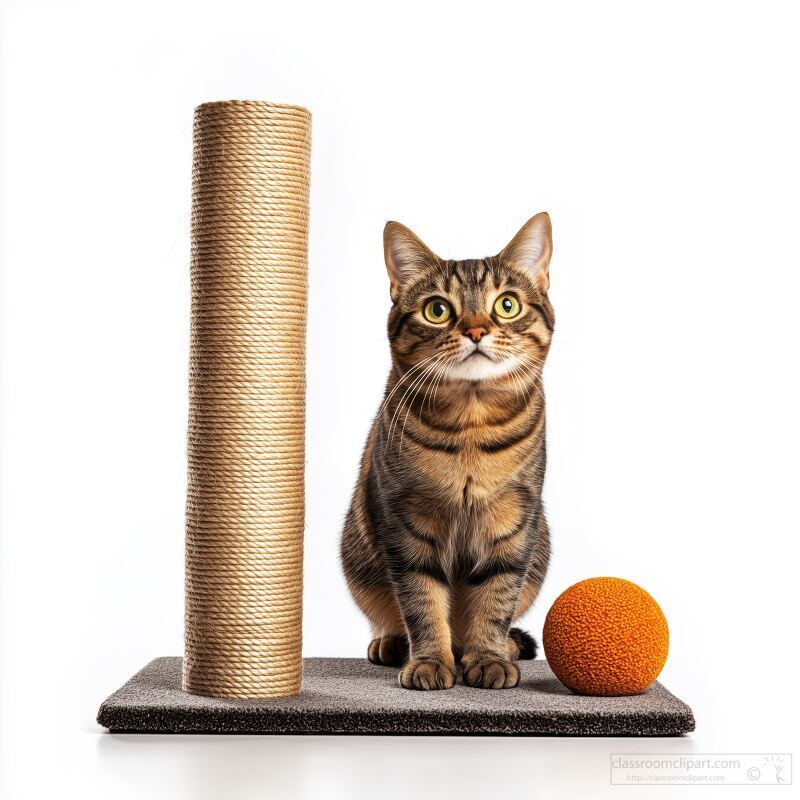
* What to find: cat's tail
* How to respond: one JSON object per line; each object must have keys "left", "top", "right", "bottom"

{"left": 508, "top": 627, "right": 538, "bottom": 660}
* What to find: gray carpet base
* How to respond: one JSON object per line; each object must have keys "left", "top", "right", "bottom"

{"left": 98, "top": 658, "right": 694, "bottom": 736}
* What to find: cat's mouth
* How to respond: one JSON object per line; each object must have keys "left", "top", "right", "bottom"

{"left": 463, "top": 347, "right": 496, "bottom": 363}
{"left": 447, "top": 348, "right": 519, "bottom": 381}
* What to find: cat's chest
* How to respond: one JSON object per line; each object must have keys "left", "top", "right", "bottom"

{"left": 437, "top": 439, "right": 526, "bottom": 503}
{"left": 413, "top": 406, "right": 543, "bottom": 505}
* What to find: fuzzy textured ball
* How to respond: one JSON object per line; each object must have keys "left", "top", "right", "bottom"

{"left": 543, "top": 577, "right": 669, "bottom": 696}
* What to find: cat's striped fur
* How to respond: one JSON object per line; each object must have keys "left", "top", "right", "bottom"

{"left": 341, "top": 214, "right": 554, "bottom": 690}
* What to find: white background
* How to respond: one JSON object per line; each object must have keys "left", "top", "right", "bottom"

{"left": 2, "top": 0, "right": 799, "bottom": 797}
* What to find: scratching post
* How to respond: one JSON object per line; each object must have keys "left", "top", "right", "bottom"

{"left": 183, "top": 101, "right": 311, "bottom": 699}
{"left": 97, "top": 99, "right": 694, "bottom": 736}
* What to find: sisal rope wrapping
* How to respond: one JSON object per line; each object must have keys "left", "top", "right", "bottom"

{"left": 183, "top": 100, "right": 311, "bottom": 698}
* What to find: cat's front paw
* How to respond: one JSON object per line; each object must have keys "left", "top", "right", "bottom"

{"left": 398, "top": 657, "right": 456, "bottom": 690}
{"left": 462, "top": 655, "right": 520, "bottom": 689}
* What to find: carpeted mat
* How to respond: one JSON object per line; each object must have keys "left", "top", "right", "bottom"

{"left": 97, "top": 657, "right": 694, "bottom": 736}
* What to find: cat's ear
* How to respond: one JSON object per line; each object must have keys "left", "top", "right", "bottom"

{"left": 384, "top": 221, "right": 440, "bottom": 300}
{"left": 499, "top": 212, "right": 553, "bottom": 291}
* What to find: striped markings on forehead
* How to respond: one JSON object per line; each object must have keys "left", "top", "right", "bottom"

{"left": 414, "top": 259, "right": 536, "bottom": 313}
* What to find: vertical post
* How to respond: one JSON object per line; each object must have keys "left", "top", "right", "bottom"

{"left": 183, "top": 100, "right": 311, "bottom": 698}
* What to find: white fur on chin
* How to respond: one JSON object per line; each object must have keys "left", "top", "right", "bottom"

{"left": 446, "top": 352, "right": 521, "bottom": 382}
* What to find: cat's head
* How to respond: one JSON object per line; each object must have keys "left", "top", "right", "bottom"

{"left": 384, "top": 213, "right": 554, "bottom": 383}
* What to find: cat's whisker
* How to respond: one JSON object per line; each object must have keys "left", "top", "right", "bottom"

{"left": 509, "top": 354, "right": 536, "bottom": 400}
{"left": 398, "top": 361, "right": 448, "bottom": 454}
{"left": 386, "top": 355, "right": 447, "bottom": 450}
{"left": 421, "top": 354, "right": 451, "bottom": 418}
{"left": 392, "top": 362, "right": 443, "bottom": 453}
{"left": 512, "top": 355, "right": 546, "bottom": 404}
{"left": 501, "top": 357, "right": 524, "bottom": 404}
{"left": 428, "top": 366, "right": 447, "bottom": 415}
{"left": 429, "top": 354, "right": 457, "bottom": 416}
{"left": 516, "top": 353, "right": 545, "bottom": 380}
{"left": 509, "top": 364, "right": 530, "bottom": 406}
{"left": 423, "top": 352, "right": 458, "bottom": 418}
{"left": 507, "top": 362, "right": 533, "bottom": 409}
{"left": 380, "top": 352, "right": 444, "bottom": 415}
{"left": 501, "top": 352, "right": 540, "bottom": 400}
{"left": 381, "top": 351, "right": 445, "bottom": 412}
{"left": 517, "top": 352, "right": 545, "bottom": 368}
{"left": 387, "top": 360, "right": 442, "bottom": 446}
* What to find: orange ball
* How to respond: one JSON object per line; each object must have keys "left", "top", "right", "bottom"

{"left": 542, "top": 577, "right": 669, "bottom": 696}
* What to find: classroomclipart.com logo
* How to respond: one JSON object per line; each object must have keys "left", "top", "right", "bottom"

{"left": 610, "top": 754, "right": 792, "bottom": 785}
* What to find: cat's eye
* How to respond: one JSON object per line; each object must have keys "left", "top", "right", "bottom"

{"left": 494, "top": 293, "right": 521, "bottom": 319}
{"left": 422, "top": 298, "right": 452, "bottom": 324}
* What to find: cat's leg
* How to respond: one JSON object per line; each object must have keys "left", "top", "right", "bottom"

{"left": 460, "top": 510, "right": 542, "bottom": 687}
{"left": 506, "top": 513, "right": 550, "bottom": 661}
{"left": 374, "top": 497, "right": 457, "bottom": 690}
{"left": 362, "top": 585, "right": 409, "bottom": 666}
{"left": 454, "top": 585, "right": 538, "bottom": 661}
{"left": 393, "top": 569, "right": 456, "bottom": 690}
{"left": 460, "top": 571, "right": 524, "bottom": 688}
{"left": 342, "top": 505, "right": 410, "bottom": 666}
{"left": 345, "top": 577, "right": 408, "bottom": 666}
{"left": 344, "top": 508, "right": 453, "bottom": 683}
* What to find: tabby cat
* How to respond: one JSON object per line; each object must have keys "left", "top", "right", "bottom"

{"left": 341, "top": 213, "right": 554, "bottom": 690}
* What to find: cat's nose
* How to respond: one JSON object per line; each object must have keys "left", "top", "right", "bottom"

{"left": 463, "top": 326, "right": 488, "bottom": 343}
